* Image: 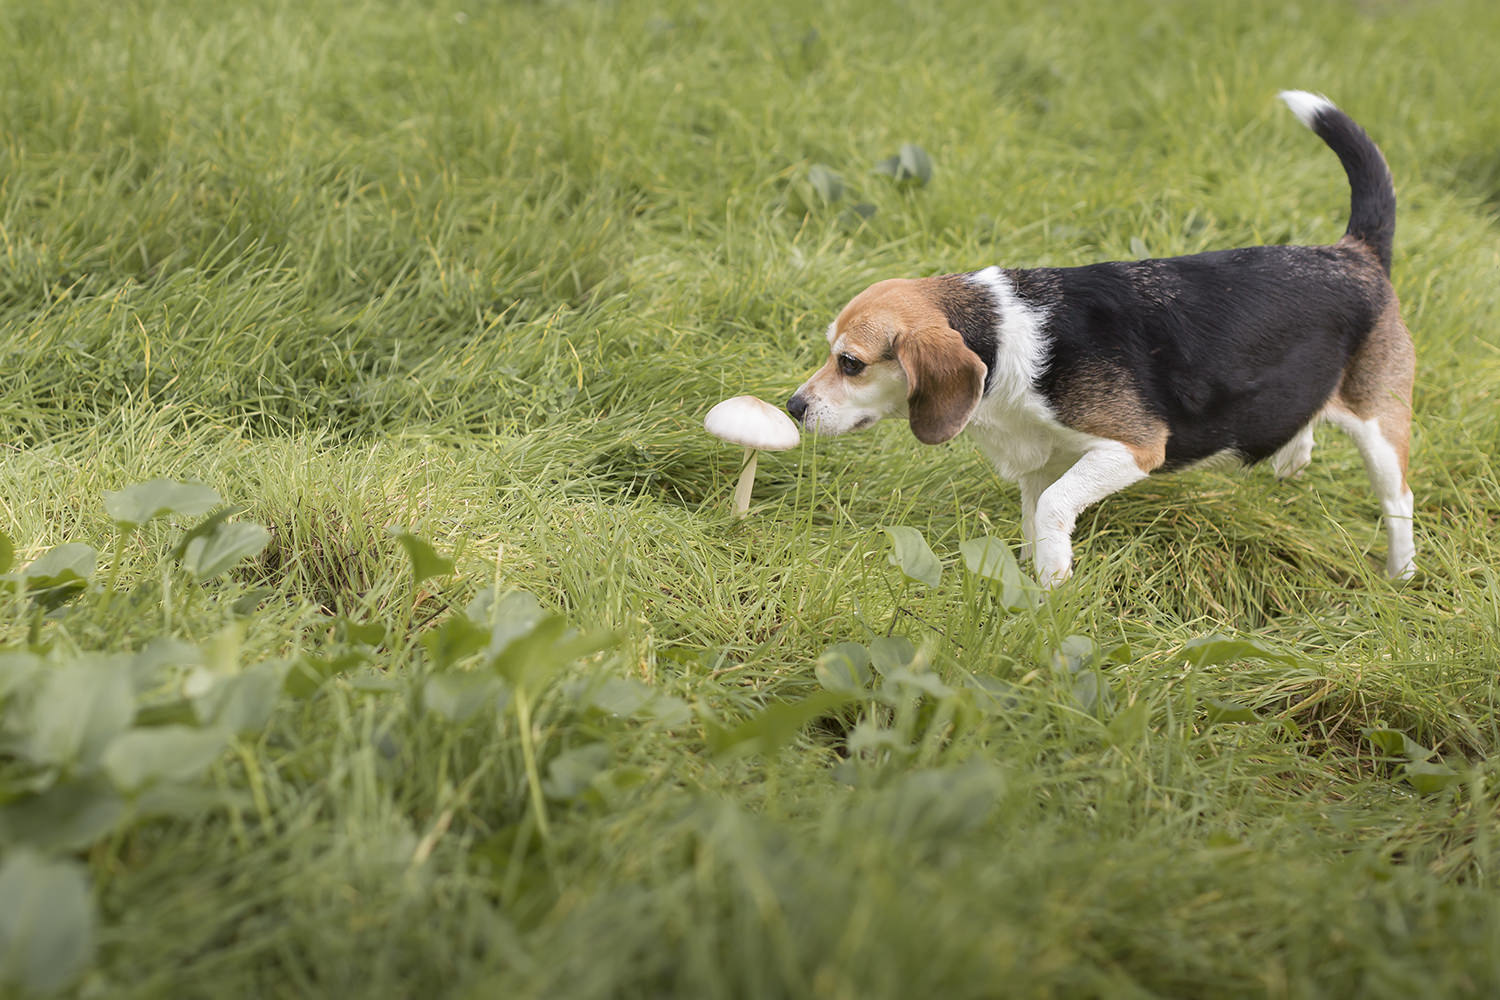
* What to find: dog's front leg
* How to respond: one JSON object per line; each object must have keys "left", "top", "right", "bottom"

{"left": 1018, "top": 468, "right": 1061, "bottom": 564}
{"left": 1032, "top": 443, "right": 1150, "bottom": 587}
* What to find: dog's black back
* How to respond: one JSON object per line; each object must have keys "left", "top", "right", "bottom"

{"left": 1012, "top": 243, "right": 1390, "bottom": 469}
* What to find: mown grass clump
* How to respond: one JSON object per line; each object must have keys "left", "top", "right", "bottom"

{"left": 3, "top": 0, "right": 1500, "bottom": 996}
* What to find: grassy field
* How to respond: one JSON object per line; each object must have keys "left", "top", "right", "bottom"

{"left": 3, "top": 0, "right": 1500, "bottom": 995}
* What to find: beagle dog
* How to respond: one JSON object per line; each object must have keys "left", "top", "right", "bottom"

{"left": 788, "top": 92, "right": 1415, "bottom": 588}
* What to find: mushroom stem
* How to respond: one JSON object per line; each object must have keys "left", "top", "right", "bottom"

{"left": 732, "top": 447, "right": 759, "bottom": 517}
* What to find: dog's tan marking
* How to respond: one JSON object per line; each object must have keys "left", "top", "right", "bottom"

{"left": 1052, "top": 362, "right": 1169, "bottom": 472}
{"left": 821, "top": 278, "right": 987, "bottom": 444}
{"left": 1329, "top": 292, "right": 1415, "bottom": 484}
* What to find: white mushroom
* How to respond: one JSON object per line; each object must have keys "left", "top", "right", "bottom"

{"left": 704, "top": 395, "right": 801, "bottom": 516}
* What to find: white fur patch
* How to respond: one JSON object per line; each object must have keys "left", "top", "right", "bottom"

{"left": 1269, "top": 422, "right": 1317, "bottom": 479}
{"left": 1279, "top": 90, "right": 1336, "bottom": 129}
{"left": 1032, "top": 441, "right": 1150, "bottom": 586}
{"left": 1324, "top": 409, "right": 1416, "bottom": 579}
{"left": 967, "top": 266, "right": 1050, "bottom": 404}
{"left": 964, "top": 268, "right": 1096, "bottom": 481}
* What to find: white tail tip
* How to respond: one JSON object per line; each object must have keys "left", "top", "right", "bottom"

{"left": 1279, "top": 90, "right": 1337, "bottom": 128}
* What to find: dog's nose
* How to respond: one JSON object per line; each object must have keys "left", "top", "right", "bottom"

{"left": 787, "top": 393, "right": 807, "bottom": 423}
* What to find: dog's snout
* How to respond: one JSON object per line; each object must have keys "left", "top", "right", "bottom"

{"left": 787, "top": 393, "right": 808, "bottom": 423}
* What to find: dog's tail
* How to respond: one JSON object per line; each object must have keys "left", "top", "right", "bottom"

{"left": 1279, "top": 90, "right": 1395, "bottom": 274}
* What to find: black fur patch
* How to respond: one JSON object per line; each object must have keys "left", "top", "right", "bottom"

{"left": 1305, "top": 104, "right": 1396, "bottom": 274}
{"left": 1008, "top": 245, "right": 1390, "bottom": 471}
{"left": 930, "top": 273, "right": 1000, "bottom": 393}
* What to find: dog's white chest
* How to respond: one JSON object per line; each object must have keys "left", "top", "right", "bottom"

{"left": 965, "top": 395, "right": 1083, "bottom": 481}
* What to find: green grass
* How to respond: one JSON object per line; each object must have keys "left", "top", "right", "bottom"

{"left": 3, "top": 0, "right": 1500, "bottom": 995}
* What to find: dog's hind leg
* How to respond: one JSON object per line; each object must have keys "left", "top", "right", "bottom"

{"left": 1326, "top": 407, "right": 1415, "bottom": 579}
{"left": 1270, "top": 422, "right": 1317, "bottom": 479}
{"left": 1326, "top": 300, "right": 1416, "bottom": 580}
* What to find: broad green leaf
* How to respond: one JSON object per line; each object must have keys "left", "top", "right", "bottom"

{"left": 346, "top": 670, "right": 401, "bottom": 694}
{"left": 0, "top": 780, "right": 125, "bottom": 852}
{"left": 104, "top": 479, "right": 220, "bottom": 530}
{"left": 898, "top": 143, "right": 933, "bottom": 184}
{"left": 1363, "top": 727, "right": 1407, "bottom": 756}
{"left": 0, "top": 850, "right": 95, "bottom": 996}
{"left": 815, "top": 642, "right": 871, "bottom": 694}
{"left": 0, "top": 650, "right": 42, "bottom": 701}
{"left": 196, "top": 661, "right": 285, "bottom": 734}
{"left": 169, "top": 505, "right": 247, "bottom": 562}
{"left": 847, "top": 719, "right": 907, "bottom": 758}
{"left": 644, "top": 694, "right": 692, "bottom": 728}
{"left": 960, "top": 535, "right": 1015, "bottom": 580}
{"left": 884, "top": 666, "right": 955, "bottom": 699}
{"left": 100, "top": 725, "right": 231, "bottom": 792}
{"left": 132, "top": 697, "right": 199, "bottom": 728}
{"left": 203, "top": 621, "right": 243, "bottom": 675}
{"left": 882, "top": 525, "right": 941, "bottom": 588}
{"left": 489, "top": 616, "right": 614, "bottom": 692}
{"left": 1181, "top": 634, "right": 1299, "bottom": 668}
{"left": 808, "top": 163, "right": 844, "bottom": 203}
{"left": 1129, "top": 235, "right": 1150, "bottom": 259}
{"left": 1071, "top": 671, "right": 1113, "bottom": 716}
{"left": 488, "top": 614, "right": 568, "bottom": 686}
{"left": 542, "top": 743, "right": 612, "bottom": 800}
{"left": 26, "top": 658, "right": 135, "bottom": 768}
{"left": 839, "top": 202, "right": 878, "bottom": 230}
{"left": 574, "top": 675, "right": 692, "bottom": 727}
{"left": 1047, "top": 636, "right": 1114, "bottom": 713}
{"left": 869, "top": 635, "right": 917, "bottom": 674}
{"left": 483, "top": 591, "right": 549, "bottom": 656}
{"left": 468, "top": 587, "right": 540, "bottom": 626}
{"left": 423, "top": 615, "right": 490, "bottom": 670}
{"left": 423, "top": 671, "right": 508, "bottom": 722}
{"left": 338, "top": 617, "right": 387, "bottom": 647}
{"left": 1403, "top": 760, "right": 1463, "bottom": 795}
{"left": 0, "top": 529, "right": 12, "bottom": 575}
{"left": 133, "top": 782, "right": 246, "bottom": 821}
{"left": 230, "top": 586, "right": 274, "bottom": 616}
{"left": 1204, "top": 698, "right": 1262, "bottom": 725}
{"left": 581, "top": 676, "right": 653, "bottom": 717}
{"left": 284, "top": 649, "right": 367, "bottom": 699}
{"left": 180, "top": 522, "right": 270, "bottom": 580}
{"left": 965, "top": 674, "right": 1019, "bottom": 716}
{"left": 1363, "top": 727, "right": 1432, "bottom": 761}
{"left": 589, "top": 764, "right": 650, "bottom": 804}
{"left": 1106, "top": 699, "right": 1150, "bottom": 747}
{"left": 8, "top": 543, "right": 96, "bottom": 609}
{"left": 1049, "top": 635, "right": 1101, "bottom": 675}
{"left": 875, "top": 143, "right": 933, "bottom": 186}
{"left": 959, "top": 535, "right": 1039, "bottom": 610}
{"left": 129, "top": 637, "right": 200, "bottom": 690}
{"left": 389, "top": 529, "right": 455, "bottom": 588}
{"left": 707, "top": 690, "right": 854, "bottom": 758}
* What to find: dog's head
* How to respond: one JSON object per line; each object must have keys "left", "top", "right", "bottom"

{"left": 786, "top": 278, "right": 988, "bottom": 444}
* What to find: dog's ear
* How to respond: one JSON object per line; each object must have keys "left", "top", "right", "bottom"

{"left": 895, "top": 324, "right": 987, "bottom": 444}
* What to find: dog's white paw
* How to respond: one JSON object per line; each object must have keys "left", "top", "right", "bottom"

{"left": 1034, "top": 537, "right": 1072, "bottom": 590}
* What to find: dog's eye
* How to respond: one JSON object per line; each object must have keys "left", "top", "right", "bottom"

{"left": 838, "top": 354, "right": 866, "bottom": 377}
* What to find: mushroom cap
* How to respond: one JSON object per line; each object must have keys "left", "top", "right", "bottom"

{"left": 703, "top": 395, "right": 801, "bottom": 451}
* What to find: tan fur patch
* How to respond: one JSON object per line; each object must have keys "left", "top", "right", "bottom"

{"left": 1053, "top": 363, "right": 1169, "bottom": 472}
{"left": 825, "top": 278, "right": 987, "bottom": 444}
{"left": 896, "top": 322, "right": 987, "bottom": 444}
{"left": 1329, "top": 292, "right": 1415, "bottom": 480}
